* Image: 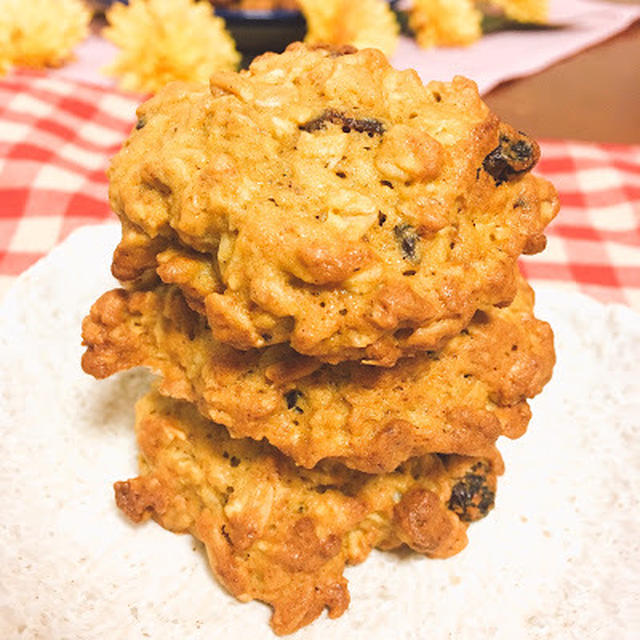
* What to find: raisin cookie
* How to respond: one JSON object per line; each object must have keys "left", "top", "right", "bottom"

{"left": 82, "top": 276, "right": 554, "bottom": 473}
{"left": 115, "top": 390, "right": 499, "bottom": 634}
{"left": 109, "top": 43, "right": 557, "bottom": 365}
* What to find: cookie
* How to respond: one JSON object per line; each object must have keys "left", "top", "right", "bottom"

{"left": 115, "top": 390, "right": 499, "bottom": 634}
{"left": 109, "top": 43, "right": 557, "bottom": 365}
{"left": 82, "top": 276, "right": 554, "bottom": 473}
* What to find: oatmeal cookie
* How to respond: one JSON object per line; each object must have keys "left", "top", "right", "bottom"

{"left": 108, "top": 44, "right": 557, "bottom": 365}
{"left": 82, "top": 276, "right": 554, "bottom": 473}
{"left": 115, "top": 390, "right": 499, "bottom": 634}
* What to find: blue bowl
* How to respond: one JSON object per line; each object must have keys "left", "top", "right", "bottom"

{"left": 90, "top": 0, "right": 128, "bottom": 7}
{"left": 214, "top": 8, "right": 307, "bottom": 59}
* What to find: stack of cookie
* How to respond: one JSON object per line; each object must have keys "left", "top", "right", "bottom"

{"left": 82, "top": 43, "right": 557, "bottom": 635}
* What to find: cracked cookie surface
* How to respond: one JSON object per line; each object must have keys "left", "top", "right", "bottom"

{"left": 108, "top": 43, "right": 558, "bottom": 366}
{"left": 83, "top": 276, "right": 554, "bottom": 473}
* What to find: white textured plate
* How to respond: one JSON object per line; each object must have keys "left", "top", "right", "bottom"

{"left": 1, "top": 224, "right": 639, "bottom": 639}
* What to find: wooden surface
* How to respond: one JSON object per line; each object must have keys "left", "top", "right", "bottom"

{"left": 484, "top": 19, "right": 640, "bottom": 144}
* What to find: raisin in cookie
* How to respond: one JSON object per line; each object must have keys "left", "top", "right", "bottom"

{"left": 83, "top": 276, "right": 554, "bottom": 473}
{"left": 109, "top": 43, "right": 557, "bottom": 365}
{"left": 115, "top": 390, "right": 498, "bottom": 634}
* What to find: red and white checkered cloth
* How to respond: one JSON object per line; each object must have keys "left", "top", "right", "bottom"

{"left": 1, "top": 68, "right": 640, "bottom": 309}
{"left": 0, "top": 70, "right": 139, "bottom": 296}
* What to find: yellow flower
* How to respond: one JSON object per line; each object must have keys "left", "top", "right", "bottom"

{"left": 103, "top": 0, "right": 240, "bottom": 94}
{"left": 409, "top": 0, "right": 547, "bottom": 48}
{"left": 0, "top": 20, "right": 11, "bottom": 77}
{"left": 0, "top": 0, "right": 90, "bottom": 69}
{"left": 491, "top": 0, "right": 548, "bottom": 24}
{"left": 298, "top": 0, "right": 400, "bottom": 58}
{"left": 410, "top": 0, "right": 482, "bottom": 48}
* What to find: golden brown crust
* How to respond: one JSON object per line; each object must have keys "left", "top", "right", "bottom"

{"left": 108, "top": 43, "right": 558, "bottom": 366}
{"left": 115, "top": 391, "right": 497, "bottom": 634}
{"left": 83, "top": 276, "right": 555, "bottom": 472}
{"left": 392, "top": 488, "right": 467, "bottom": 558}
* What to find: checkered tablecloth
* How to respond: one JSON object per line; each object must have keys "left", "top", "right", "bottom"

{"left": 1, "top": 68, "right": 639, "bottom": 309}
